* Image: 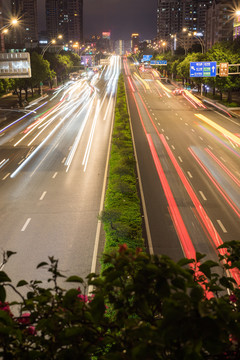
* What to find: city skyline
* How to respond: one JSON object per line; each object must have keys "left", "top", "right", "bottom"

{"left": 38, "top": 0, "right": 157, "bottom": 40}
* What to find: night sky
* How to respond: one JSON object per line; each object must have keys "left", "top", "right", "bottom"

{"left": 38, "top": 0, "right": 157, "bottom": 40}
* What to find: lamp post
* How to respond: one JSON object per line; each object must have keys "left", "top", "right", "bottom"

{"left": 171, "top": 34, "right": 188, "bottom": 55}
{"left": 41, "top": 35, "right": 63, "bottom": 56}
{"left": 0, "top": 18, "right": 18, "bottom": 52}
{"left": 183, "top": 28, "right": 205, "bottom": 53}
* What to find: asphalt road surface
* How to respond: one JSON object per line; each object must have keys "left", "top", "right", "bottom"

{"left": 0, "top": 56, "right": 120, "bottom": 293}
{"left": 123, "top": 58, "right": 240, "bottom": 276}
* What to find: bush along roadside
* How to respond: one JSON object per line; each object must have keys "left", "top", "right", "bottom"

{"left": 99, "top": 73, "right": 144, "bottom": 254}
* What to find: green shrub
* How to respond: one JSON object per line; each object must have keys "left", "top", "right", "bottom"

{"left": 100, "top": 73, "right": 143, "bottom": 254}
{"left": 0, "top": 243, "right": 240, "bottom": 359}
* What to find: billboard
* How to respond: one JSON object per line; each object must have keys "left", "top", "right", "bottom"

{"left": 0, "top": 52, "right": 31, "bottom": 78}
{"left": 102, "top": 32, "right": 111, "bottom": 39}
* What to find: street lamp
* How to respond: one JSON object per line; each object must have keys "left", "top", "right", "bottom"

{"left": 189, "top": 31, "right": 205, "bottom": 54}
{"left": 0, "top": 18, "right": 19, "bottom": 52}
{"left": 182, "top": 28, "right": 205, "bottom": 53}
{"left": 41, "top": 35, "right": 63, "bottom": 56}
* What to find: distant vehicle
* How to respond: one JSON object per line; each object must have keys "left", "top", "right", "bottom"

{"left": 173, "top": 88, "right": 184, "bottom": 95}
{"left": 69, "top": 72, "right": 79, "bottom": 81}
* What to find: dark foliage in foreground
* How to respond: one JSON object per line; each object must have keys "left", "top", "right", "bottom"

{"left": 0, "top": 241, "right": 240, "bottom": 359}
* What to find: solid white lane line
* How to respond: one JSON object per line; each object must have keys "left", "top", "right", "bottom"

{"left": 217, "top": 220, "right": 227, "bottom": 233}
{"left": 178, "top": 156, "right": 183, "bottom": 162}
{"left": 171, "top": 145, "right": 175, "bottom": 150}
{"left": 18, "top": 159, "right": 24, "bottom": 165}
{"left": 39, "top": 191, "right": 47, "bottom": 201}
{"left": 62, "top": 157, "right": 66, "bottom": 163}
{"left": 187, "top": 171, "right": 193, "bottom": 178}
{"left": 199, "top": 191, "right": 207, "bottom": 201}
{"left": 2, "top": 173, "right": 10, "bottom": 180}
{"left": 21, "top": 218, "right": 31, "bottom": 232}
{"left": 52, "top": 172, "right": 58, "bottom": 179}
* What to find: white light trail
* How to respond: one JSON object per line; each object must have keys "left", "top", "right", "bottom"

{"left": 82, "top": 99, "right": 101, "bottom": 172}
{"left": 65, "top": 94, "right": 96, "bottom": 172}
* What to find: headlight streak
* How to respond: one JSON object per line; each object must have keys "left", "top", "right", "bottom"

{"left": 0, "top": 102, "right": 48, "bottom": 135}
{"left": 99, "top": 65, "right": 106, "bottom": 79}
{"left": 195, "top": 113, "right": 240, "bottom": 146}
{"left": 65, "top": 95, "right": 96, "bottom": 172}
{"left": 10, "top": 101, "right": 85, "bottom": 179}
{"left": 28, "top": 93, "right": 90, "bottom": 147}
{"left": 14, "top": 101, "right": 65, "bottom": 146}
{"left": 82, "top": 99, "right": 101, "bottom": 172}
{"left": 205, "top": 148, "right": 240, "bottom": 187}
{"left": 189, "top": 147, "right": 240, "bottom": 218}
{"left": 0, "top": 158, "right": 9, "bottom": 169}
{"left": 198, "top": 124, "right": 240, "bottom": 159}
{"left": 15, "top": 85, "right": 91, "bottom": 147}
{"left": 103, "top": 57, "right": 120, "bottom": 121}
{"left": 156, "top": 80, "right": 171, "bottom": 95}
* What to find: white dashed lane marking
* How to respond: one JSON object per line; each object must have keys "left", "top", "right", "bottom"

{"left": 217, "top": 220, "right": 227, "bottom": 233}
{"left": 187, "top": 171, "right": 193, "bottom": 178}
{"left": 178, "top": 156, "right": 183, "bottom": 163}
{"left": 21, "top": 218, "right": 31, "bottom": 232}
{"left": 39, "top": 191, "right": 47, "bottom": 201}
{"left": 52, "top": 172, "right": 58, "bottom": 179}
{"left": 199, "top": 191, "right": 207, "bottom": 201}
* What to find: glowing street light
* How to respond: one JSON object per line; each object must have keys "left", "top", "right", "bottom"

{"left": 0, "top": 17, "right": 19, "bottom": 52}
{"left": 41, "top": 35, "right": 63, "bottom": 56}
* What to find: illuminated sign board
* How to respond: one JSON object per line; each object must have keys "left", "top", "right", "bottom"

{"left": 102, "top": 32, "right": 111, "bottom": 39}
{"left": 190, "top": 61, "right": 217, "bottom": 77}
{"left": 0, "top": 52, "right": 31, "bottom": 78}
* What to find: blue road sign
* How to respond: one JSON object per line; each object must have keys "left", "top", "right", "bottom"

{"left": 150, "top": 60, "right": 167, "bottom": 65}
{"left": 143, "top": 55, "right": 153, "bottom": 61}
{"left": 190, "top": 62, "right": 217, "bottom": 77}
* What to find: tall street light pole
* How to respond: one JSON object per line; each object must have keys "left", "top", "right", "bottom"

{"left": 0, "top": 18, "right": 18, "bottom": 52}
{"left": 41, "top": 35, "right": 63, "bottom": 57}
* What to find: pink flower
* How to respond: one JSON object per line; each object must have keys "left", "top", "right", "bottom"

{"left": 77, "top": 294, "right": 88, "bottom": 303}
{"left": 27, "top": 326, "right": 36, "bottom": 335}
{"left": 0, "top": 302, "right": 13, "bottom": 317}
{"left": 119, "top": 243, "right": 128, "bottom": 253}
{"left": 18, "top": 313, "right": 31, "bottom": 325}
{"left": 229, "top": 294, "right": 237, "bottom": 303}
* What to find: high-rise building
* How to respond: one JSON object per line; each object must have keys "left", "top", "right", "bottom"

{"left": 3, "top": 0, "right": 38, "bottom": 47}
{"left": 157, "top": 0, "right": 212, "bottom": 43}
{"left": 205, "top": 0, "right": 233, "bottom": 50}
{"left": 46, "top": 0, "right": 83, "bottom": 43}
{"left": 131, "top": 33, "right": 139, "bottom": 52}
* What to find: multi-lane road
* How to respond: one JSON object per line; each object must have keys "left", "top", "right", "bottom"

{"left": 123, "top": 58, "right": 240, "bottom": 280}
{"left": 0, "top": 56, "right": 120, "bottom": 288}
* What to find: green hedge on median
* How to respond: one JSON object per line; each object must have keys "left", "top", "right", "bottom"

{"left": 100, "top": 73, "right": 144, "bottom": 253}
